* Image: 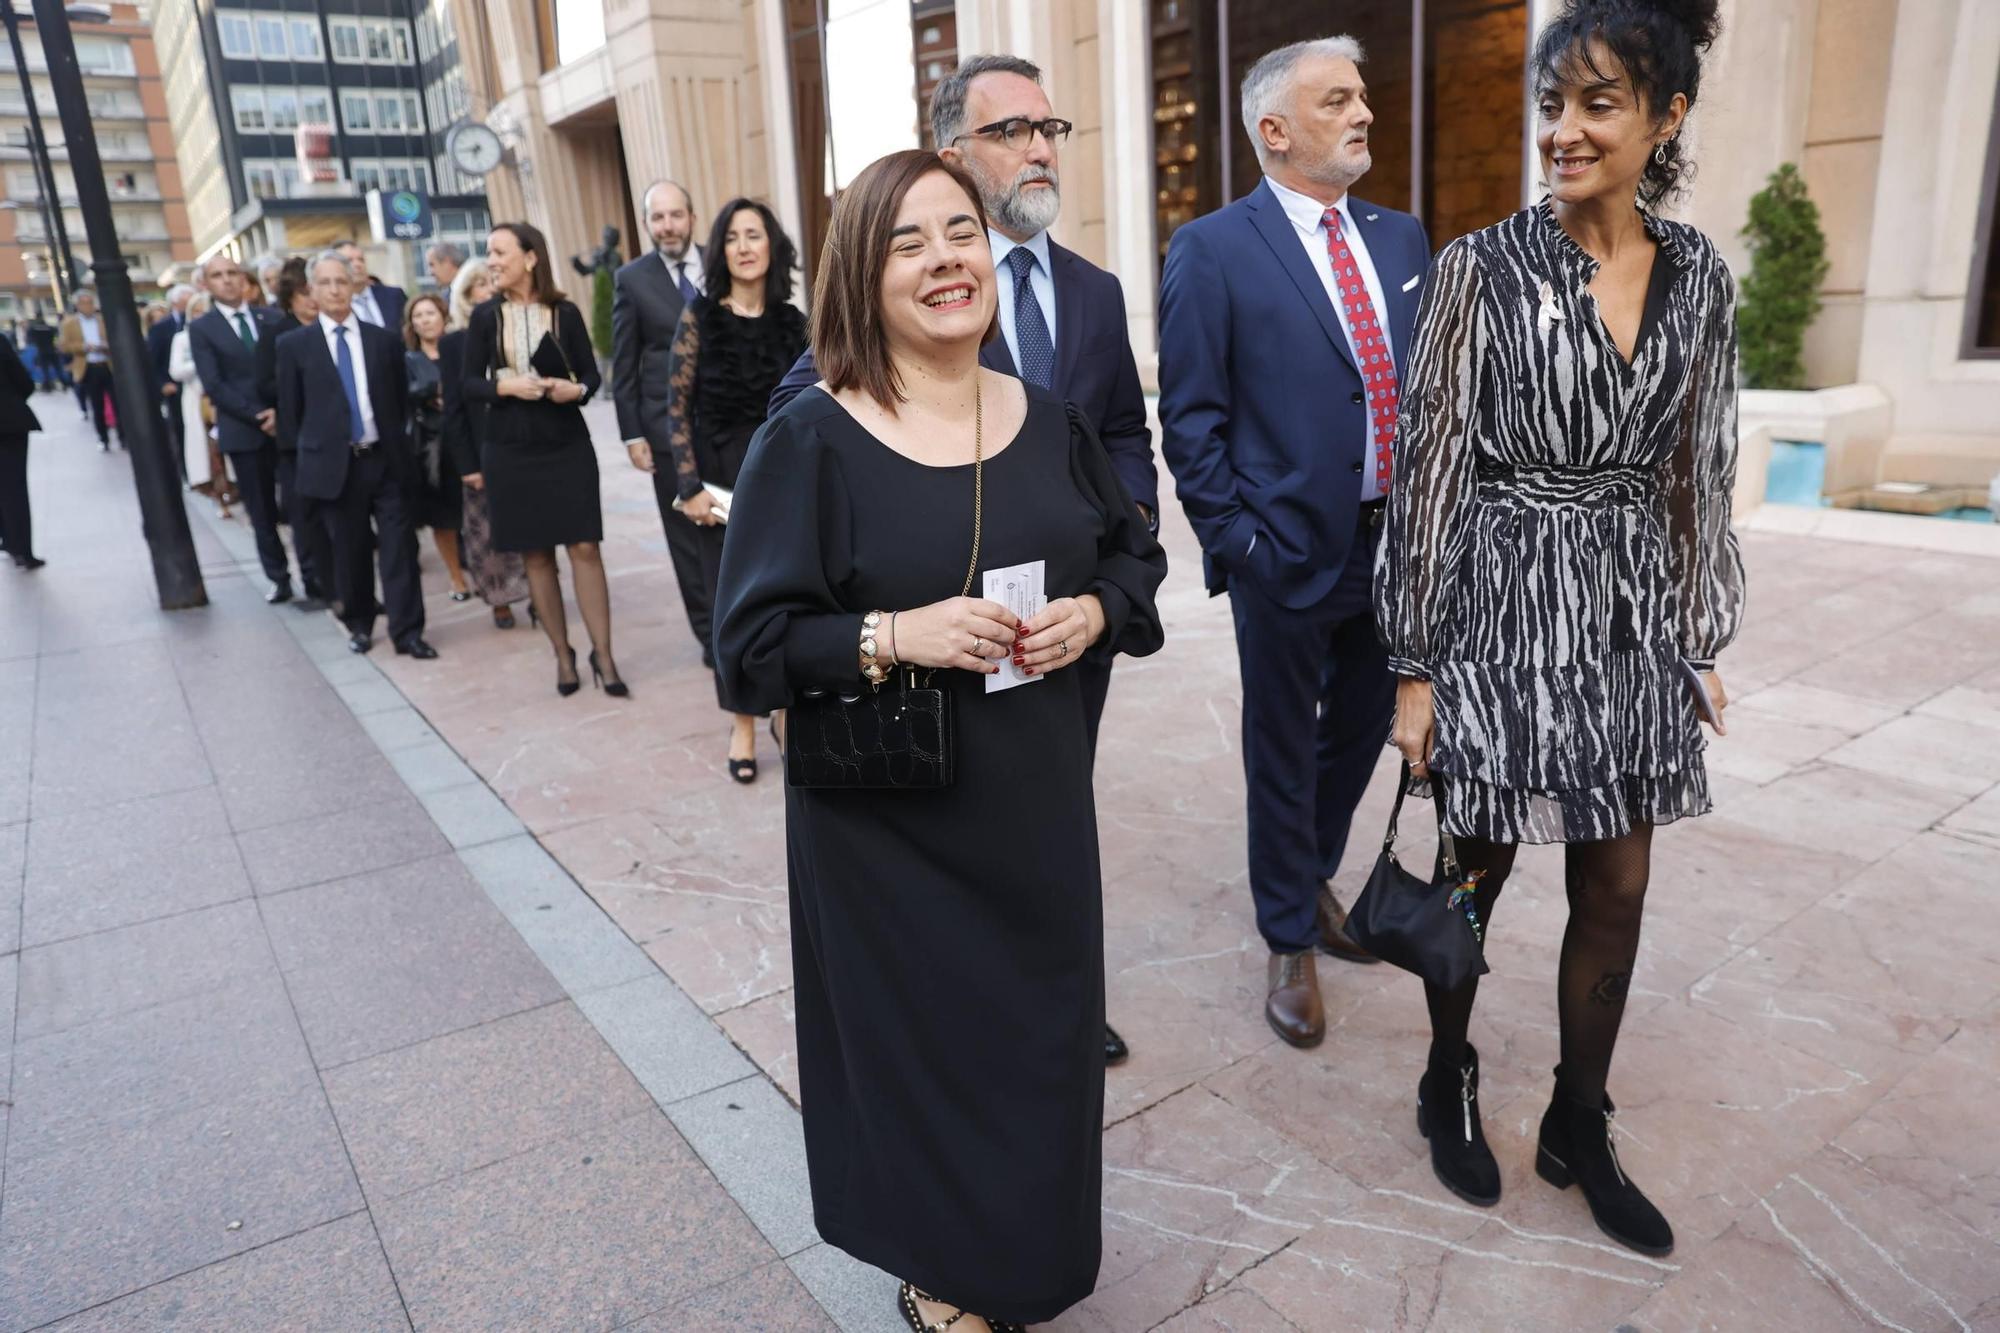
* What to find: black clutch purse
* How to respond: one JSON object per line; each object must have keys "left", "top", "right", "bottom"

{"left": 1345, "top": 764, "right": 1491, "bottom": 990}
{"left": 785, "top": 667, "right": 952, "bottom": 789}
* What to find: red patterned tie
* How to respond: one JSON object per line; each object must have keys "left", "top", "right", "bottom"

{"left": 1322, "top": 206, "right": 1397, "bottom": 495}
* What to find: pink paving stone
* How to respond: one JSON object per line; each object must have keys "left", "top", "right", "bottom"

{"left": 374, "top": 403, "right": 2000, "bottom": 1325}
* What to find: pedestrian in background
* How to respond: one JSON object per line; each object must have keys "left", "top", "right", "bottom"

{"left": 427, "top": 241, "right": 465, "bottom": 294}
{"left": 404, "top": 293, "right": 471, "bottom": 603}
{"left": 260, "top": 257, "right": 333, "bottom": 608}
{"left": 149, "top": 283, "right": 194, "bottom": 481}
{"left": 336, "top": 240, "right": 406, "bottom": 330}
{"left": 666, "top": 198, "right": 806, "bottom": 781}
{"left": 168, "top": 291, "right": 232, "bottom": 518}
{"left": 190, "top": 254, "right": 295, "bottom": 601}
{"left": 714, "top": 150, "right": 1165, "bottom": 1333}
{"left": 57, "top": 290, "right": 115, "bottom": 449}
{"left": 461, "top": 223, "right": 624, "bottom": 694}
{"left": 1377, "top": 0, "right": 1742, "bottom": 1256}
{"left": 0, "top": 333, "right": 43, "bottom": 569}
{"left": 443, "top": 258, "right": 529, "bottom": 629}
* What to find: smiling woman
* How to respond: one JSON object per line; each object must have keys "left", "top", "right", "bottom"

{"left": 711, "top": 149, "right": 1166, "bottom": 1333}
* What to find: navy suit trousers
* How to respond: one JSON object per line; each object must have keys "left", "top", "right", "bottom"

{"left": 1229, "top": 509, "right": 1396, "bottom": 953}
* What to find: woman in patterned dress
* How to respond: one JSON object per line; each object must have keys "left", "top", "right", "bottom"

{"left": 443, "top": 259, "right": 531, "bottom": 628}
{"left": 1375, "top": 0, "right": 1743, "bottom": 1258}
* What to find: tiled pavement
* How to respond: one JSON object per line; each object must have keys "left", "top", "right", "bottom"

{"left": 5, "top": 398, "right": 1999, "bottom": 1331}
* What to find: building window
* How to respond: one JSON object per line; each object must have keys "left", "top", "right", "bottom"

{"left": 299, "top": 88, "right": 333, "bottom": 125}
{"left": 290, "top": 18, "right": 323, "bottom": 61}
{"left": 265, "top": 88, "right": 298, "bottom": 130}
{"left": 364, "top": 21, "right": 394, "bottom": 62}
{"left": 392, "top": 23, "right": 413, "bottom": 63}
{"left": 218, "top": 14, "right": 254, "bottom": 59}
{"left": 354, "top": 162, "right": 382, "bottom": 191}
{"left": 255, "top": 15, "right": 287, "bottom": 59}
{"left": 341, "top": 90, "right": 373, "bottom": 132}
{"left": 245, "top": 161, "right": 279, "bottom": 198}
{"left": 329, "top": 18, "right": 362, "bottom": 63}
{"left": 375, "top": 92, "right": 403, "bottom": 132}
{"left": 73, "top": 35, "right": 134, "bottom": 75}
{"left": 231, "top": 86, "right": 266, "bottom": 132}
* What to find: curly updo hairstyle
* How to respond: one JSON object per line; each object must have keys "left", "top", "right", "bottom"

{"left": 1533, "top": 0, "right": 1722, "bottom": 208}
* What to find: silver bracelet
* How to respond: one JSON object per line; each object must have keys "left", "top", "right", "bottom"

{"left": 886, "top": 611, "right": 900, "bottom": 666}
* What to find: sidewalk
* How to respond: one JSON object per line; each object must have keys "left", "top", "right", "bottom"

{"left": 0, "top": 409, "right": 886, "bottom": 1331}
{"left": 4, "top": 397, "right": 1999, "bottom": 1331}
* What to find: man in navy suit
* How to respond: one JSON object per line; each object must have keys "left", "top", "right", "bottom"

{"left": 147, "top": 283, "right": 192, "bottom": 479}
{"left": 770, "top": 54, "right": 1158, "bottom": 1066}
{"left": 334, "top": 240, "right": 407, "bottom": 331}
{"left": 274, "top": 252, "right": 433, "bottom": 659}
{"left": 1160, "top": 37, "right": 1431, "bottom": 1049}
{"left": 190, "top": 254, "right": 296, "bottom": 601}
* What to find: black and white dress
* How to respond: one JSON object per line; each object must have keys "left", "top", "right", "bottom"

{"left": 1375, "top": 199, "right": 1747, "bottom": 845}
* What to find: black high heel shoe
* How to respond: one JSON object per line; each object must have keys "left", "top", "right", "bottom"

{"left": 587, "top": 650, "right": 629, "bottom": 698}
{"left": 896, "top": 1282, "right": 1023, "bottom": 1333}
{"left": 555, "top": 646, "right": 581, "bottom": 697}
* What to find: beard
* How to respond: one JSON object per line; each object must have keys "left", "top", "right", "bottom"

{"left": 1293, "top": 133, "right": 1371, "bottom": 193}
{"left": 983, "top": 163, "right": 1062, "bottom": 236}
{"left": 654, "top": 234, "right": 691, "bottom": 260}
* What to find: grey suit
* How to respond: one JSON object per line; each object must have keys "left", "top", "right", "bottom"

{"left": 611, "top": 246, "right": 712, "bottom": 662}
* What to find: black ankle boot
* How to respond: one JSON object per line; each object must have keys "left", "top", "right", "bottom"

{"left": 1535, "top": 1076, "right": 1674, "bottom": 1256}
{"left": 1417, "top": 1043, "right": 1501, "bottom": 1206}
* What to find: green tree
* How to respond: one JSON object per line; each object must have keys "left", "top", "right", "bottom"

{"left": 590, "top": 265, "right": 615, "bottom": 362}
{"left": 1737, "top": 163, "right": 1830, "bottom": 390}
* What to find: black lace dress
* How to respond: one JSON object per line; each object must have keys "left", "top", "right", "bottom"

{"left": 666, "top": 298, "right": 808, "bottom": 704}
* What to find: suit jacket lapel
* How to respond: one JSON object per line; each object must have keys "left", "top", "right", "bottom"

{"left": 1246, "top": 180, "right": 1359, "bottom": 378}
{"left": 1049, "top": 242, "right": 1085, "bottom": 400}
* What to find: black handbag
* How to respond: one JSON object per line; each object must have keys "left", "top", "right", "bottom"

{"left": 784, "top": 668, "right": 953, "bottom": 789}
{"left": 784, "top": 380, "right": 988, "bottom": 790}
{"left": 1345, "top": 764, "right": 1491, "bottom": 990}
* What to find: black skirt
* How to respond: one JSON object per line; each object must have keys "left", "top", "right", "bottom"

{"left": 482, "top": 434, "right": 601, "bottom": 551}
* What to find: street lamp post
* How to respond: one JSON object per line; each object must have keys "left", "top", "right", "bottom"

{"left": 30, "top": 0, "right": 203, "bottom": 608}
{"left": 3, "top": 0, "right": 78, "bottom": 303}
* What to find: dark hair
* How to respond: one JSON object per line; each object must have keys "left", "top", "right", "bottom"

{"left": 402, "top": 292, "right": 450, "bottom": 350}
{"left": 489, "top": 222, "right": 566, "bottom": 306}
{"left": 274, "top": 256, "right": 312, "bottom": 318}
{"left": 929, "top": 54, "right": 1042, "bottom": 148}
{"left": 698, "top": 198, "right": 799, "bottom": 310}
{"left": 811, "top": 150, "right": 997, "bottom": 409}
{"left": 1533, "top": 0, "right": 1721, "bottom": 207}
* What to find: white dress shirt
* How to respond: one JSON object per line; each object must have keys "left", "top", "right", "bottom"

{"left": 212, "top": 301, "right": 257, "bottom": 344}
{"left": 76, "top": 313, "right": 109, "bottom": 363}
{"left": 352, "top": 284, "right": 384, "bottom": 327}
{"left": 661, "top": 245, "right": 703, "bottom": 298}
{"left": 988, "top": 228, "right": 1056, "bottom": 370}
{"left": 1264, "top": 175, "right": 1396, "bottom": 501}
{"left": 318, "top": 312, "right": 378, "bottom": 445}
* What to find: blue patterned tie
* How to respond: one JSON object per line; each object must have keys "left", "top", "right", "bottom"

{"left": 334, "top": 325, "right": 364, "bottom": 445}
{"left": 675, "top": 260, "right": 698, "bottom": 305}
{"left": 1006, "top": 247, "right": 1054, "bottom": 389}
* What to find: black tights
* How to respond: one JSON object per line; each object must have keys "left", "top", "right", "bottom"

{"left": 1424, "top": 820, "right": 1654, "bottom": 1107}
{"left": 523, "top": 542, "right": 619, "bottom": 683}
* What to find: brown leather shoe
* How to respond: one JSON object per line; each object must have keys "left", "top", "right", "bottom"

{"left": 1265, "top": 950, "right": 1325, "bottom": 1047}
{"left": 1316, "top": 883, "right": 1381, "bottom": 965}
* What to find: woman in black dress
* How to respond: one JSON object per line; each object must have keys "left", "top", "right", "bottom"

{"left": 0, "top": 334, "right": 42, "bottom": 569}
{"left": 402, "top": 293, "right": 470, "bottom": 602}
{"left": 667, "top": 199, "right": 808, "bottom": 782}
{"left": 444, "top": 260, "right": 530, "bottom": 629}
{"left": 1376, "top": 0, "right": 1743, "bottom": 1257}
{"left": 715, "top": 152, "right": 1166, "bottom": 1332}
{"left": 462, "top": 223, "right": 626, "bottom": 695}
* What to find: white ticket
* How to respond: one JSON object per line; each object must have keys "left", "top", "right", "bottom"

{"left": 983, "top": 559, "right": 1046, "bottom": 694}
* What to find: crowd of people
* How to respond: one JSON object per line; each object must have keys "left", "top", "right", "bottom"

{"left": 0, "top": 0, "right": 1752, "bottom": 1327}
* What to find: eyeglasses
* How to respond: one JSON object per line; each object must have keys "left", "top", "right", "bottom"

{"left": 958, "top": 117, "right": 1073, "bottom": 152}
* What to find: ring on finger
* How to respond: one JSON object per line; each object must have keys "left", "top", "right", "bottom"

{"left": 1058, "top": 640, "right": 1069, "bottom": 656}
{"left": 972, "top": 636, "right": 985, "bottom": 656}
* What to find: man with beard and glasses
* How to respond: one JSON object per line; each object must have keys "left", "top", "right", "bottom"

{"left": 1159, "top": 37, "right": 1431, "bottom": 1050}
{"left": 769, "top": 54, "right": 1159, "bottom": 1069}
{"left": 614, "top": 179, "right": 718, "bottom": 664}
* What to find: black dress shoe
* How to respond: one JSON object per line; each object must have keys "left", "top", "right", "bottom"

{"left": 728, "top": 757, "right": 758, "bottom": 784}
{"left": 1418, "top": 1043, "right": 1502, "bottom": 1206}
{"left": 292, "top": 596, "right": 329, "bottom": 613}
{"left": 1315, "top": 883, "right": 1380, "bottom": 964}
{"left": 394, "top": 636, "right": 439, "bottom": 659}
{"left": 347, "top": 631, "right": 373, "bottom": 654}
{"left": 1104, "top": 1023, "right": 1130, "bottom": 1066}
{"left": 13, "top": 555, "right": 45, "bottom": 571}
{"left": 266, "top": 584, "right": 293, "bottom": 605}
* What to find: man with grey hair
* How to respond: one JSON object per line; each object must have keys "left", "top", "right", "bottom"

{"left": 426, "top": 241, "right": 466, "bottom": 292}
{"left": 1159, "top": 36, "right": 1432, "bottom": 1050}
{"left": 148, "top": 281, "right": 197, "bottom": 474}
{"left": 767, "top": 54, "right": 1158, "bottom": 1072}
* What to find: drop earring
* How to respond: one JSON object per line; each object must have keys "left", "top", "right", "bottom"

{"left": 1654, "top": 140, "right": 1670, "bottom": 165}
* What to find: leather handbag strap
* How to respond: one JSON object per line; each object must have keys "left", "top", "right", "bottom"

{"left": 1381, "top": 760, "right": 1459, "bottom": 878}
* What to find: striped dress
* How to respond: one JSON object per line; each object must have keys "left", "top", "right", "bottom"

{"left": 1374, "top": 199, "right": 1747, "bottom": 845}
